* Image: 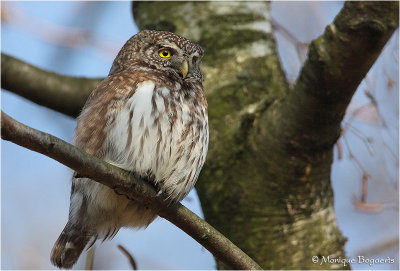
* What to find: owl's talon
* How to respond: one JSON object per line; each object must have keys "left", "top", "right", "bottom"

{"left": 74, "top": 172, "right": 89, "bottom": 179}
{"left": 156, "top": 189, "right": 163, "bottom": 197}
{"left": 113, "top": 185, "right": 124, "bottom": 196}
{"left": 154, "top": 182, "right": 170, "bottom": 200}
{"left": 133, "top": 170, "right": 162, "bottom": 192}
{"left": 114, "top": 189, "right": 123, "bottom": 196}
{"left": 114, "top": 187, "right": 134, "bottom": 200}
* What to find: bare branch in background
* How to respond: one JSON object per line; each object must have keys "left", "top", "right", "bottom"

{"left": 353, "top": 196, "right": 398, "bottom": 213}
{"left": 271, "top": 17, "right": 309, "bottom": 64}
{"left": 343, "top": 121, "right": 375, "bottom": 155}
{"left": 383, "top": 68, "right": 396, "bottom": 90}
{"left": 336, "top": 139, "right": 344, "bottom": 160}
{"left": 383, "top": 141, "right": 399, "bottom": 168}
{"left": 117, "top": 245, "right": 137, "bottom": 270}
{"left": 1, "top": 2, "right": 121, "bottom": 58}
{"left": 357, "top": 238, "right": 399, "bottom": 258}
{"left": 353, "top": 196, "right": 383, "bottom": 213}
{"left": 341, "top": 133, "right": 370, "bottom": 176}
{"left": 1, "top": 53, "right": 101, "bottom": 118}
{"left": 360, "top": 172, "right": 369, "bottom": 203}
{"left": 85, "top": 246, "right": 95, "bottom": 270}
{"left": 0, "top": 111, "right": 262, "bottom": 270}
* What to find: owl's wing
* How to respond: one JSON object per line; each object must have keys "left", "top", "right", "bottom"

{"left": 74, "top": 70, "right": 153, "bottom": 157}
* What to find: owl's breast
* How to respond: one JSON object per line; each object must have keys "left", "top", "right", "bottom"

{"left": 102, "top": 80, "right": 208, "bottom": 201}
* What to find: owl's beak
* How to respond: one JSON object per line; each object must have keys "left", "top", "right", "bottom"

{"left": 181, "top": 59, "right": 188, "bottom": 79}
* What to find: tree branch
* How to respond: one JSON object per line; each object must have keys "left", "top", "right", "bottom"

{"left": 1, "top": 53, "right": 102, "bottom": 118}
{"left": 260, "top": 1, "right": 399, "bottom": 153}
{"left": 1, "top": 111, "right": 262, "bottom": 270}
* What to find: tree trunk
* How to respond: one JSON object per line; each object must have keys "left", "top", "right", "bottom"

{"left": 132, "top": 1, "right": 398, "bottom": 269}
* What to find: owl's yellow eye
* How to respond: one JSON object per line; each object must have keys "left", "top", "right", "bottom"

{"left": 159, "top": 49, "right": 171, "bottom": 58}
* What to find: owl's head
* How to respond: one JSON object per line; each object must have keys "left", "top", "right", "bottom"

{"left": 109, "top": 30, "right": 204, "bottom": 82}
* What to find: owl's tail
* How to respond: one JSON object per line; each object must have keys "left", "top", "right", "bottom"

{"left": 50, "top": 222, "right": 93, "bottom": 269}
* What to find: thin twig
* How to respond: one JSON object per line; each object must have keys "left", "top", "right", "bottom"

{"left": 353, "top": 196, "right": 382, "bottom": 213}
{"left": 335, "top": 140, "right": 343, "bottom": 160}
{"left": 271, "top": 17, "right": 309, "bottom": 63}
{"left": 382, "top": 141, "right": 399, "bottom": 165}
{"left": 2, "top": 2, "right": 120, "bottom": 57}
{"left": 341, "top": 132, "right": 369, "bottom": 175}
{"left": 360, "top": 172, "right": 369, "bottom": 203}
{"left": 342, "top": 121, "right": 375, "bottom": 156}
{"left": 117, "top": 245, "right": 137, "bottom": 270}
{"left": 347, "top": 103, "right": 378, "bottom": 124}
{"left": 356, "top": 237, "right": 399, "bottom": 257}
{"left": 85, "top": 246, "right": 95, "bottom": 270}
{"left": 364, "top": 89, "right": 388, "bottom": 128}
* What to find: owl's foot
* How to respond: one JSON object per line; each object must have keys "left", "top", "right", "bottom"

{"left": 136, "top": 171, "right": 168, "bottom": 197}
{"left": 153, "top": 182, "right": 166, "bottom": 198}
{"left": 114, "top": 171, "right": 167, "bottom": 200}
{"left": 73, "top": 172, "right": 89, "bottom": 179}
{"left": 148, "top": 178, "right": 167, "bottom": 197}
{"left": 113, "top": 185, "right": 123, "bottom": 196}
{"left": 135, "top": 170, "right": 158, "bottom": 190}
{"left": 141, "top": 170, "right": 156, "bottom": 183}
{"left": 112, "top": 185, "right": 134, "bottom": 200}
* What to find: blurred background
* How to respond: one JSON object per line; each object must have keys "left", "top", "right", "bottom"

{"left": 1, "top": 1, "right": 398, "bottom": 269}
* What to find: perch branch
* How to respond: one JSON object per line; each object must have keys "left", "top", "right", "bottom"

{"left": 1, "top": 111, "right": 262, "bottom": 270}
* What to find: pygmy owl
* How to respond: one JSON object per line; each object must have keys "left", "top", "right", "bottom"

{"left": 51, "top": 30, "right": 208, "bottom": 268}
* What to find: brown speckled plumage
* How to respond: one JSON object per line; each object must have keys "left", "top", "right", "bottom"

{"left": 51, "top": 30, "right": 208, "bottom": 269}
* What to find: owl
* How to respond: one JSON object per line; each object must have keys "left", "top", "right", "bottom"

{"left": 50, "top": 30, "right": 208, "bottom": 268}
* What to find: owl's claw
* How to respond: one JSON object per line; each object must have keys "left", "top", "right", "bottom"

{"left": 142, "top": 170, "right": 156, "bottom": 184}
{"left": 112, "top": 185, "right": 134, "bottom": 200}
{"left": 147, "top": 177, "right": 167, "bottom": 197}
{"left": 74, "top": 172, "right": 89, "bottom": 179}
{"left": 112, "top": 185, "right": 124, "bottom": 196}
{"left": 156, "top": 188, "right": 163, "bottom": 197}
{"left": 133, "top": 170, "right": 164, "bottom": 194}
{"left": 124, "top": 171, "right": 169, "bottom": 200}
